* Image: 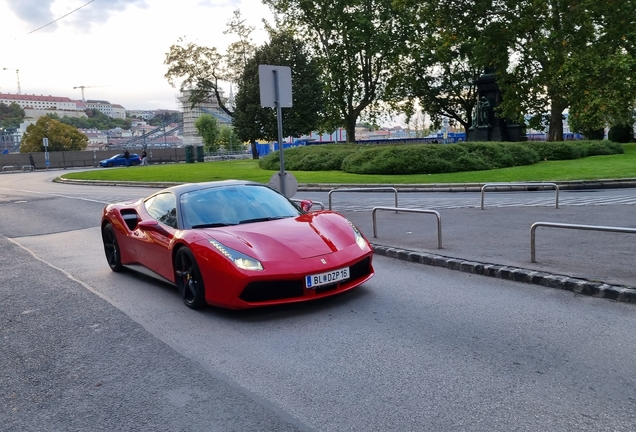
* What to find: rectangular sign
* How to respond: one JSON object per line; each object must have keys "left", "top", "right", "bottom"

{"left": 305, "top": 266, "right": 350, "bottom": 288}
{"left": 259, "top": 65, "right": 293, "bottom": 108}
{"left": 42, "top": 137, "right": 48, "bottom": 147}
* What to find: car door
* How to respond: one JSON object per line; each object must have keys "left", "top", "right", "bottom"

{"left": 133, "top": 192, "right": 178, "bottom": 280}
{"left": 114, "top": 154, "right": 127, "bottom": 166}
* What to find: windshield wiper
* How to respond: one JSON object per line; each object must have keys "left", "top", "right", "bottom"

{"left": 238, "top": 216, "right": 289, "bottom": 225}
{"left": 191, "top": 223, "right": 237, "bottom": 229}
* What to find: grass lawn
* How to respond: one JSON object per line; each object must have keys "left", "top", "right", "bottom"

{"left": 60, "top": 143, "right": 636, "bottom": 184}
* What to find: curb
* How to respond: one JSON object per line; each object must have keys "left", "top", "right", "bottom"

{"left": 372, "top": 244, "right": 636, "bottom": 304}
{"left": 54, "top": 177, "right": 636, "bottom": 192}
{"left": 298, "top": 179, "right": 636, "bottom": 192}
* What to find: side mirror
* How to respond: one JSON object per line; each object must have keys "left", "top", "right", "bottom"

{"left": 300, "top": 200, "right": 313, "bottom": 212}
{"left": 137, "top": 219, "right": 166, "bottom": 233}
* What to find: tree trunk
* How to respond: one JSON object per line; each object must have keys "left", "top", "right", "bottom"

{"left": 250, "top": 140, "right": 259, "bottom": 159}
{"left": 548, "top": 104, "right": 565, "bottom": 142}
{"left": 345, "top": 117, "right": 357, "bottom": 143}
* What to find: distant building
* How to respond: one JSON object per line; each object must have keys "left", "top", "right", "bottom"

{"left": 126, "top": 110, "right": 156, "bottom": 120}
{"left": 85, "top": 100, "right": 113, "bottom": 117}
{"left": 79, "top": 128, "right": 108, "bottom": 150}
{"left": 111, "top": 104, "right": 126, "bottom": 119}
{"left": 0, "top": 93, "right": 80, "bottom": 111}
{"left": 178, "top": 90, "right": 231, "bottom": 146}
{"left": 1, "top": 93, "right": 127, "bottom": 120}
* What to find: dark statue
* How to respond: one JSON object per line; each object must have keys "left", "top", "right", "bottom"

{"left": 477, "top": 96, "right": 491, "bottom": 127}
{"left": 467, "top": 69, "right": 525, "bottom": 142}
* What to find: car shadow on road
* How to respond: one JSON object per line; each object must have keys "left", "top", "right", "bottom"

{"left": 202, "top": 285, "right": 373, "bottom": 322}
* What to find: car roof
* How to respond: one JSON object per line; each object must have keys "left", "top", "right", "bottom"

{"left": 159, "top": 180, "right": 263, "bottom": 197}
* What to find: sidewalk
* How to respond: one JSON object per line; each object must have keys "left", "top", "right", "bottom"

{"left": 342, "top": 203, "right": 636, "bottom": 303}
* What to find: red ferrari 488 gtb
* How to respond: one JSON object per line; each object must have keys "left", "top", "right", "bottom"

{"left": 101, "top": 180, "right": 374, "bottom": 309}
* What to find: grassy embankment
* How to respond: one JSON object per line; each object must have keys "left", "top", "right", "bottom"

{"left": 60, "top": 143, "right": 636, "bottom": 184}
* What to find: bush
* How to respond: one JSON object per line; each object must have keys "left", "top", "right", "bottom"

{"left": 582, "top": 128, "right": 605, "bottom": 140}
{"left": 608, "top": 124, "right": 634, "bottom": 143}
{"left": 258, "top": 144, "right": 358, "bottom": 171}
{"left": 342, "top": 142, "right": 539, "bottom": 175}
{"left": 585, "top": 141, "right": 624, "bottom": 156}
{"left": 259, "top": 140, "right": 623, "bottom": 175}
{"left": 524, "top": 142, "right": 585, "bottom": 160}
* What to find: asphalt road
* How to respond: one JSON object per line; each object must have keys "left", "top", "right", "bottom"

{"left": 2, "top": 170, "right": 636, "bottom": 431}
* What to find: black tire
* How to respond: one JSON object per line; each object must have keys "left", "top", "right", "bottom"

{"left": 174, "top": 247, "right": 207, "bottom": 309}
{"left": 102, "top": 223, "right": 124, "bottom": 272}
{"left": 107, "top": 162, "right": 114, "bottom": 167}
{"left": 131, "top": 160, "right": 139, "bottom": 166}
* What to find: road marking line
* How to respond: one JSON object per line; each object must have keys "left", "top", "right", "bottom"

{"left": 0, "top": 187, "right": 109, "bottom": 204}
{"left": 6, "top": 237, "right": 113, "bottom": 303}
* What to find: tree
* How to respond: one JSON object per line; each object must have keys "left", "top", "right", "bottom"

{"left": 264, "top": 0, "right": 406, "bottom": 142}
{"left": 389, "top": 0, "right": 487, "bottom": 134}
{"left": 0, "top": 102, "right": 25, "bottom": 129}
{"left": 218, "top": 125, "right": 243, "bottom": 152}
{"left": 20, "top": 117, "right": 88, "bottom": 152}
{"left": 563, "top": 0, "right": 636, "bottom": 135}
{"left": 164, "top": 10, "right": 256, "bottom": 115}
{"left": 195, "top": 114, "right": 220, "bottom": 152}
{"left": 148, "top": 112, "right": 182, "bottom": 126}
{"left": 232, "top": 30, "right": 324, "bottom": 151}
{"left": 608, "top": 123, "right": 634, "bottom": 143}
{"left": 48, "top": 110, "right": 131, "bottom": 130}
{"left": 472, "top": 0, "right": 636, "bottom": 141}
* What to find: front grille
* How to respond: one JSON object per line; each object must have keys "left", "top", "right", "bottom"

{"left": 240, "top": 280, "right": 304, "bottom": 302}
{"left": 239, "top": 257, "right": 371, "bottom": 303}
{"left": 315, "top": 283, "right": 338, "bottom": 294}
{"left": 349, "top": 257, "right": 372, "bottom": 281}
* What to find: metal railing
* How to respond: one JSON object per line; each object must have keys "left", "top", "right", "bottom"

{"left": 2, "top": 165, "right": 15, "bottom": 172}
{"left": 329, "top": 187, "right": 398, "bottom": 211}
{"left": 481, "top": 183, "right": 559, "bottom": 210}
{"left": 372, "top": 206, "right": 442, "bottom": 249}
{"left": 530, "top": 221, "right": 636, "bottom": 262}
{"left": 291, "top": 199, "right": 325, "bottom": 211}
{"left": 22, "top": 165, "right": 34, "bottom": 172}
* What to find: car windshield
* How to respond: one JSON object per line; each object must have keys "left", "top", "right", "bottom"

{"left": 180, "top": 185, "right": 301, "bottom": 228}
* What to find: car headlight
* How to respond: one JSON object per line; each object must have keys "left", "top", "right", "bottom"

{"left": 347, "top": 220, "right": 368, "bottom": 250}
{"left": 209, "top": 239, "right": 263, "bottom": 271}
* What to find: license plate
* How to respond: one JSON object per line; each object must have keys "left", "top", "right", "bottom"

{"left": 306, "top": 267, "right": 350, "bottom": 288}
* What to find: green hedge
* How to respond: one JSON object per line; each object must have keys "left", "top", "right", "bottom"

{"left": 522, "top": 141, "right": 624, "bottom": 160}
{"left": 258, "top": 144, "right": 359, "bottom": 171}
{"left": 259, "top": 141, "right": 623, "bottom": 175}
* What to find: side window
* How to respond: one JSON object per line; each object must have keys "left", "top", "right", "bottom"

{"left": 144, "top": 193, "right": 177, "bottom": 228}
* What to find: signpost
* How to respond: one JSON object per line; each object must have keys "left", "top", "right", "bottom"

{"left": 43, "top": 137, "right": 50, "bottom": 169}
{"left": 259, "top": 65, "right": 294, "bottom": 197}
{"left": 443, "top": 117, "right": 449, "bottom": 145}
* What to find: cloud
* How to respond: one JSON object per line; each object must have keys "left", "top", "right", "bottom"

{"left": 5, "top": 0, "right": 57, "bottom": 29}
{"left": 197, "top": 0, "right": 241, "bottom": 8}
{"left": 5, "top": 0, "right": 149, "bottom": 32}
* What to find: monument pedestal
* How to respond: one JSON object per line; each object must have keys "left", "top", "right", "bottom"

{"left": 467, "top": 70, "right": 526, "bottom": 142}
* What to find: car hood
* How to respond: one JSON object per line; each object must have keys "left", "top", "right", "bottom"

{"left": 202, "top": 212, "right": 358, "bottom": 260}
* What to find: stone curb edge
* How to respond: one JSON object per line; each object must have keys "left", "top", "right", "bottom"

{"left": 53, "top": 177, "right": 636, "bottom": 192}
{"left": 372, "top": 244, "right": 636, "bottom": 304}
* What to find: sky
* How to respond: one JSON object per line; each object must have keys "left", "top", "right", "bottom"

{"left": 0, "top": 0, "right": 274, "bottom": 111}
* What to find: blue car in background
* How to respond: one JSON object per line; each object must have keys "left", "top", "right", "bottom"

{"left": 99, "top": 153, "right": 141, "bottom": 167}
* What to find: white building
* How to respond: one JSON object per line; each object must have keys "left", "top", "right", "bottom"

{"left": 79, "top": 129, "right": 108, "bottom": 150}
{"left": 111, "top": 104, "right": 126, "bottom": 119}
{"left": 85, "top": 100, "right": 113, "bottom": 117}
{"left": 0, "top": 93, "right": 79, "bottom": 111}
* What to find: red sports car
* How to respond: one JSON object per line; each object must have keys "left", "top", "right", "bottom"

{"left": 101, "top": 180, "right": 374, "bottom": 309}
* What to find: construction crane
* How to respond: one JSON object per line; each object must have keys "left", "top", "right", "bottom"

{"left": 73, "top": 85, "right": 107, "bottom": 101}
{"left": 1, "top": 68, "right": 21, "bottom": 94}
